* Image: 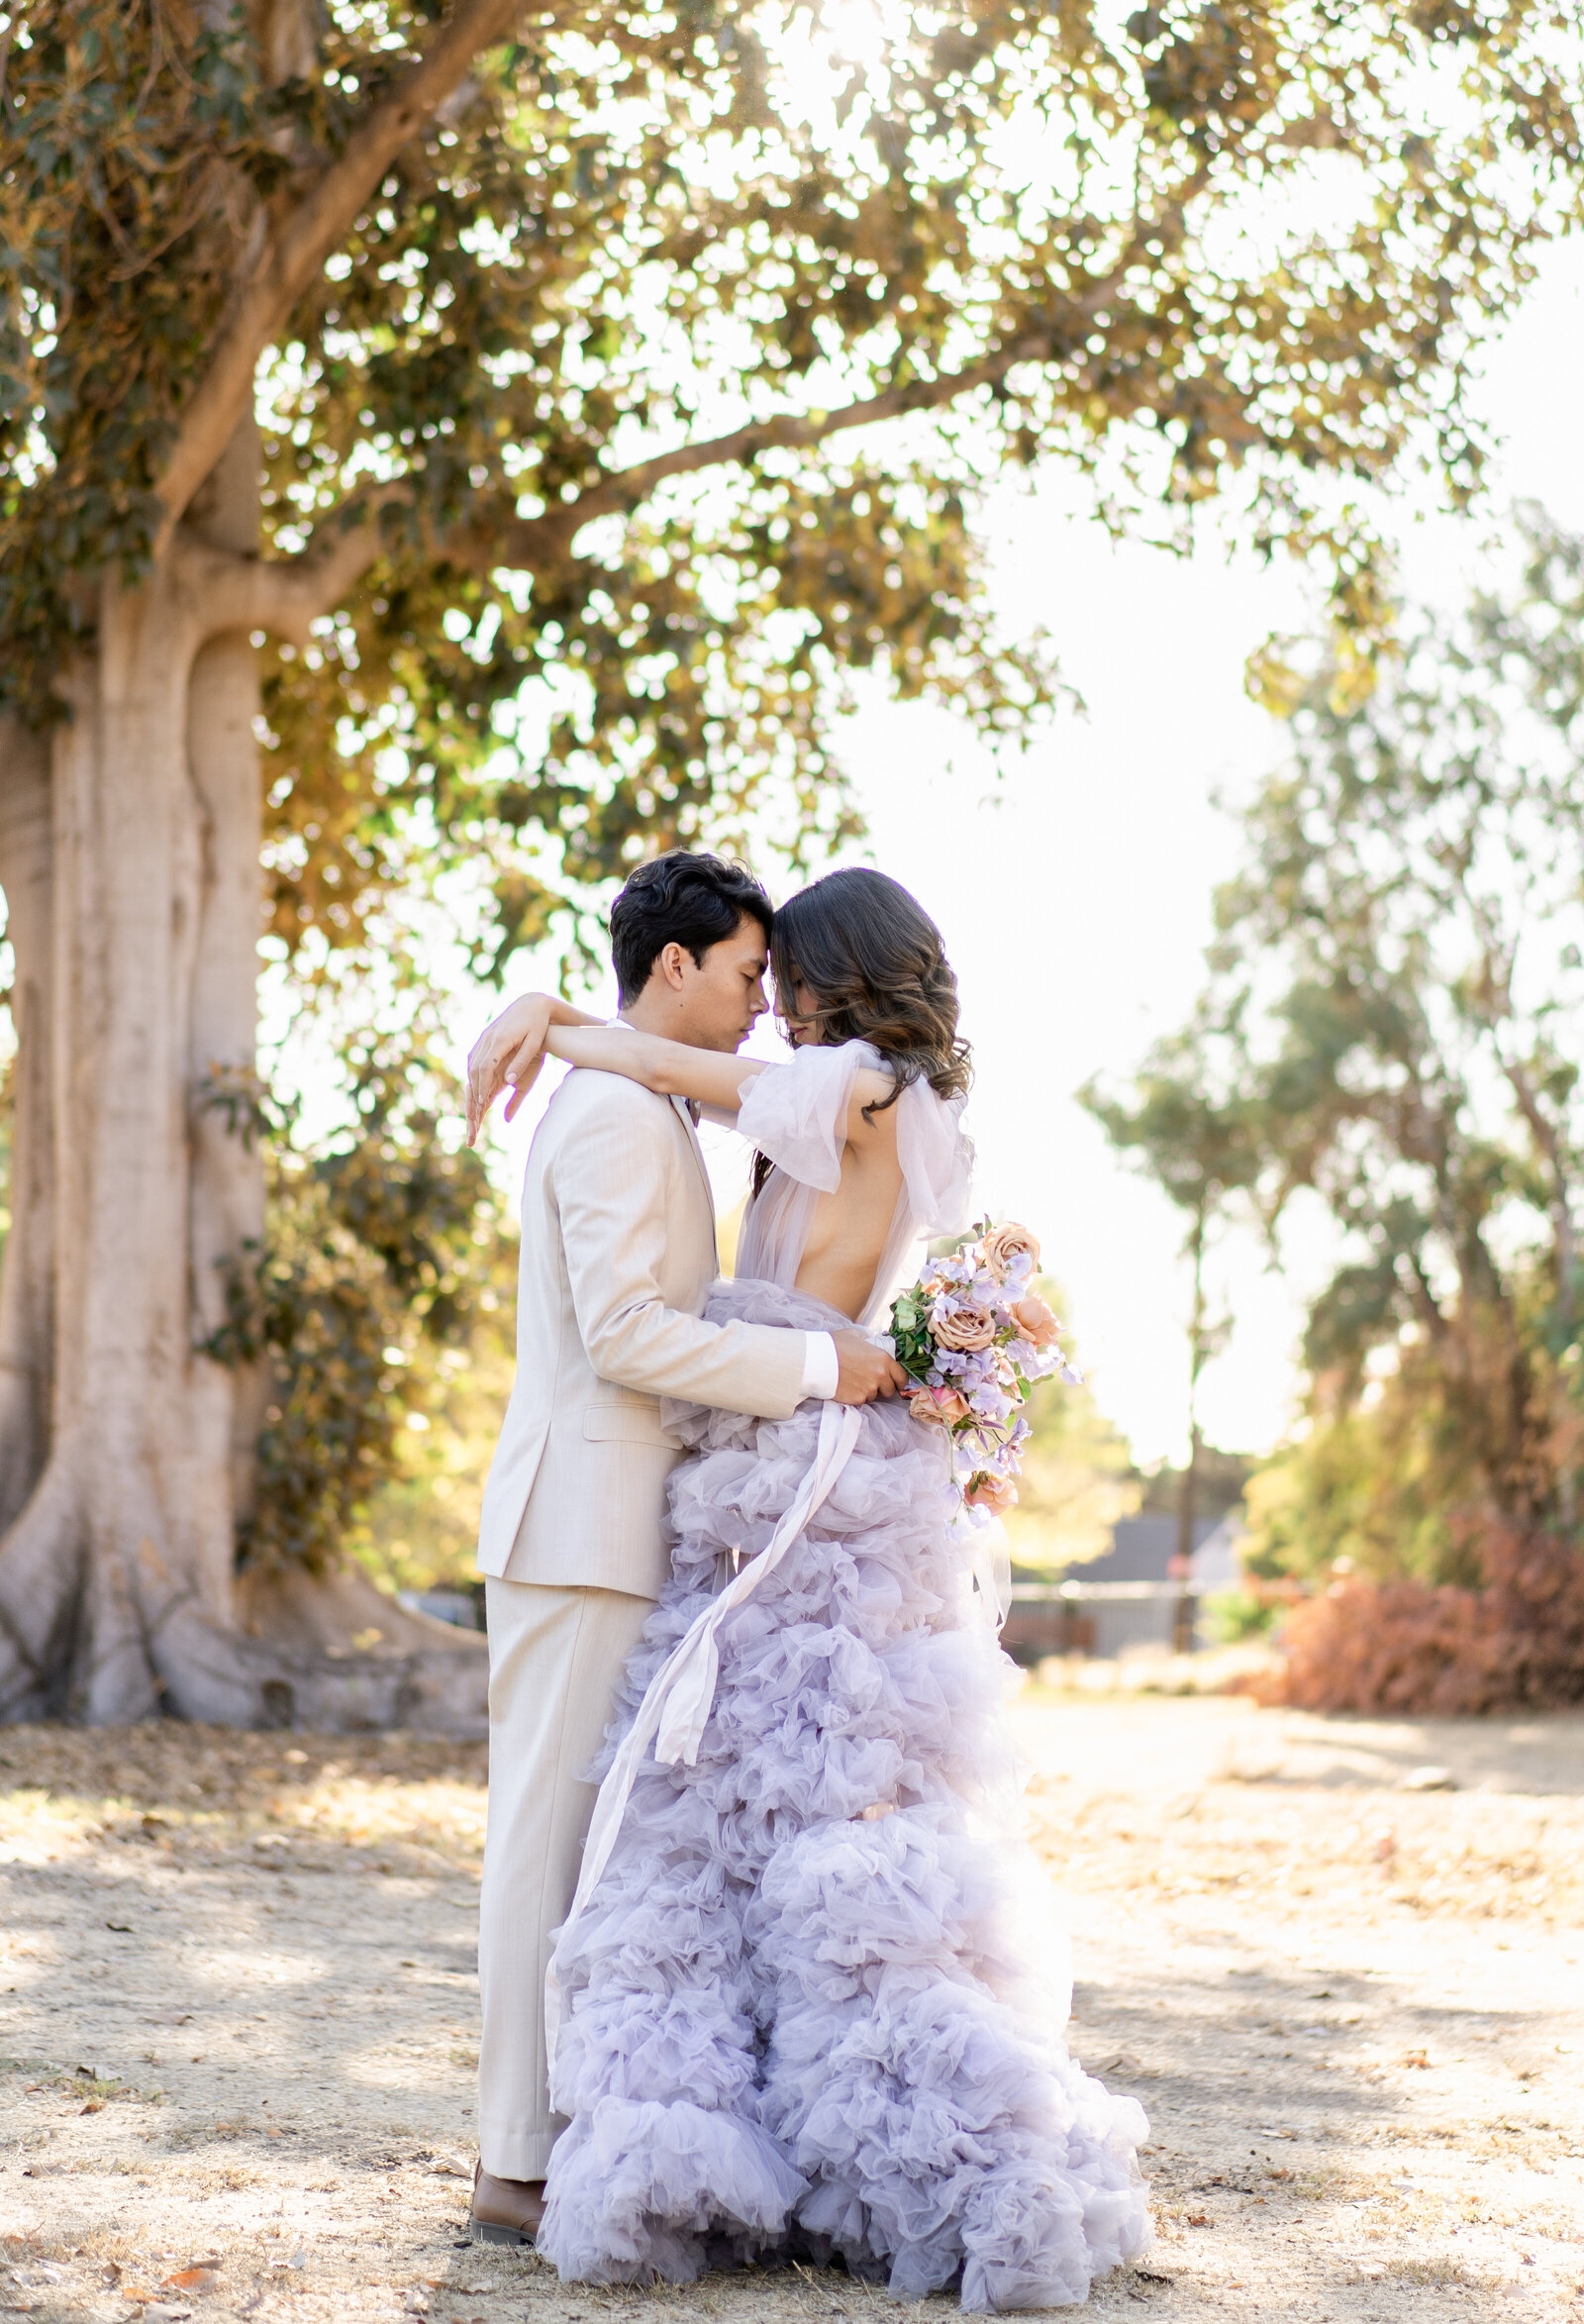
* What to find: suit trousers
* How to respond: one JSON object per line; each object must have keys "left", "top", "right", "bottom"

{"left": 477, "top": 1576, "right": 654, "bottom": 2181}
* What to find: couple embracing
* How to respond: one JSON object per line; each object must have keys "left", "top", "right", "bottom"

{"left": 462, "top": 852, "right": 1149, "bottom": 2309}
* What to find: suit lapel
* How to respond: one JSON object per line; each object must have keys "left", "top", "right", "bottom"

{"left": 671, "top": 1094, "right": 720, "bottom": 1267}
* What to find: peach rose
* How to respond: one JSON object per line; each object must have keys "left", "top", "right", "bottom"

{"left": 934, "top": 1303, "right": 996, "bottom": 1352}
{"left": 908, "top": 1385, "right": 969, "bottom": 1427}
{"left": 965, "top": 1472, "right": 1018, "bottom": 1515}
{"left": 1010, "top": 1293, "right": 1060, "bottom": 1350}
{"left": 979, "top": 1221, "right": 1041, "bottom": 1281}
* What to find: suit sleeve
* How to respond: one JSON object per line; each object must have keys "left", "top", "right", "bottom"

{"left": 552, "top": 1088, "right": 810, "bottom": 1418}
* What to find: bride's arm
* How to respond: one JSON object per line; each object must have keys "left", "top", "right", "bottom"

{"left": 465, "top": 991, "right": 605, "bottom": 1144}
{"left": 469, "top": 985, "right": 907, "bottom": 1153}
{"left": 554, "top": 1034, "right": 902, "bottom": 1157}
{"left": 542, "top": 1021, "right": 769, "bottom": 1115}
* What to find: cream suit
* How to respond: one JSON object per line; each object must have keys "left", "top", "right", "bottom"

{"left": 476, "top": 1065, "right": 811, "bottom": 2181}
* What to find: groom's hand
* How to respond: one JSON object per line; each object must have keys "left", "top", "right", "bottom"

{"left": 831, "top": 1331, "right": 909, "bottom": 1404}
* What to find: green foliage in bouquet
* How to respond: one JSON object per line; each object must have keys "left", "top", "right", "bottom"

{"left": 887, "top": 1284, "right": 940, "bottom": 1389}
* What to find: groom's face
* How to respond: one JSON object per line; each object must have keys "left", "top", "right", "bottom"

{"left": 662, "top": 914, "right": 771, "bottom": 1051}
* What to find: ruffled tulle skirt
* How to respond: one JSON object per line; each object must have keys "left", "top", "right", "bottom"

{"left": 538, "top": 1281, "right": 1151, "bottom": 2308}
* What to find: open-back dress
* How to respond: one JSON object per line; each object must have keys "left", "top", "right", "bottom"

{"left": 537, "top": 1041, "right": 1151, "bottom": 2308}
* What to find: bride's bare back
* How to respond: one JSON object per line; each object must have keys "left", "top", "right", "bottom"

{"left": 739, "top": 1066, "right": 905, "bottom": 1323}
{"left": 789, "top": 1156, "right": 906, "bottom": 1320}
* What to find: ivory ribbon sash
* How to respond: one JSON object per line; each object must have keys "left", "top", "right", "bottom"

{"left": 544, "top": 1399, "right": 862, "bottom": 2061}
{"left": 966, "top": 1514, "right": 1012, "bottom": 1629}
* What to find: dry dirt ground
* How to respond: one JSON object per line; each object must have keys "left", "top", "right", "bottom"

{"left": 2, "top": 1693, "right": 1581, "bottom": 2324}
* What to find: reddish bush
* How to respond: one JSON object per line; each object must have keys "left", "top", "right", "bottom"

{"left": 1248, "top": 1524, "right": 1584, "bottom": 1715}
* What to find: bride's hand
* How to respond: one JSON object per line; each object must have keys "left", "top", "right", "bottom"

{"left": 466, "top": 993, "right": 552, "bottom": 1145}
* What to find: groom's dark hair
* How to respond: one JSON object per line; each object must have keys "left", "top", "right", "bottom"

{"left": 610, "top": 851, "right": 774, "bottom": 1005}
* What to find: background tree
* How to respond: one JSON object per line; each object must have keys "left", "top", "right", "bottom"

{"left": 1, "top": 0, "right": 1582, "bottom": 1724}
{"left": 1120, "top": 506, "right": 1584, "bottom": 1628}
{"left": 1082, "top": 1039, "right": 1263, "bottom": 1646}
{"left": 1229, "top": 508, "right": 1584, "bottom": 1592}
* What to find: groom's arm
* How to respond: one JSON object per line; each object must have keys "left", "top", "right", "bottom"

{"left": 551, "top": 1083, "right": 881, "bottom": 1415}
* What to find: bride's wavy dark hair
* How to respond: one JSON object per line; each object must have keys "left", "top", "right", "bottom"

{"left": 773, "top": 866, "right": 971, "bottom": 1100}
{"left": 751, "top": 868, "right": 968, "bottom": 1196}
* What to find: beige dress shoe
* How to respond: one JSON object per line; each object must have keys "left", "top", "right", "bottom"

{"left": 469, "top": 2161, "right": 545, "bottom": 2247}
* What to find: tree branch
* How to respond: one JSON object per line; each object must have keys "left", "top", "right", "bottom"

{"left": 184, "top": 233, "right": 1160, "bottom": 633}
{"left": 448, "top": 298, "right": 1136, "bottom": 581}
{"left": 153, "top": 0, "right": 526, "bottom": 552}
{"left": 445, "top": 191, "right": 1195, "bottom": 574}
{"left": 177, "top": 491, "right": 406, "bottom": 644}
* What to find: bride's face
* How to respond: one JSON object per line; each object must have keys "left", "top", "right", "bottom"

{"left": 777, "top": 974, "right": 823, "bottom": 1047}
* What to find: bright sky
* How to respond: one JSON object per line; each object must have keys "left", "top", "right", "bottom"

{"left": 477, "top": 237, "right": 1584, "bottom": 1471}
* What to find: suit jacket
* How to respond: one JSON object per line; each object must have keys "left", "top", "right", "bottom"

{"left": 476, "top": 1066, "right": 810, "bottom": 1596}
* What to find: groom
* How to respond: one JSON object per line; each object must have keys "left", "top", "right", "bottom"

{"left": 467, "top": 850, "right": 904, "bottom": 2244}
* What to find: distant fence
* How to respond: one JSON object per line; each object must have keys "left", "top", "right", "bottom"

{"left": 1003, "top": 1578, "right": 1196, "bottom": 1663}
{"left": 1011, "top": 1580, "right": 1186, "bottom": 1603}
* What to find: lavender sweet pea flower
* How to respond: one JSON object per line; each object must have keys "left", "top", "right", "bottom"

{"left": 969, "top": 1386, "right": 1015, "bottom": 1425}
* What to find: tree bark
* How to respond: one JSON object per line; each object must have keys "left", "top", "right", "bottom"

{"left": 184, "top": 419, "right": 271, "bottom": 1539}
{"left": 48, "top": 564, "right": 232, "bottom": 1718}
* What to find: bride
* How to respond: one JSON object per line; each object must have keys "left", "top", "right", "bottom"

{"left": 474, "top": 866, "right": 1149, "bottom": 2308}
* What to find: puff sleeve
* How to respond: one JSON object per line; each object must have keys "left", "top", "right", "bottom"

{"left": 896, "top": 1080, "right": 975, "bottom": 1235}
{"left": 734, "top": 1040, "right": 878, "bottom": 1192}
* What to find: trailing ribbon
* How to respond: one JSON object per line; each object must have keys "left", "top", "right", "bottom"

{"left": 544, "top": 1399, "right": 862, "bottom": 2064}
{"left": 966, "top": 1514, "right": 1012, "bottom": 1631}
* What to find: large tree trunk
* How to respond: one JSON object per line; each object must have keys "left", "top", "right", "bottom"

{"left": 0, "top": 430, "right": 486, "bottom": 1733}
{"left": 185, "top": 420, "right": 272, "bottom": 1541}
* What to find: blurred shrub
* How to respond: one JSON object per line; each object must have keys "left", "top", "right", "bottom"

{"left": 1241, "top": 1285, "right": 1578, "bottom": 1597}
{"left": 204, "top": 1020, "right": 515, "bottom": 1576}
{"left": 350, "top": 1324, "right": 517, "bottom": 1596}
{"left": 1202, "top": 1588, "right": 1281, "bottom": 1645}
{"left": 1002, "top": 1279, "right": 1140, "bottom": 1575}
{"left": 1246, "top": 1522, "right": 1584, "bottom": 1714}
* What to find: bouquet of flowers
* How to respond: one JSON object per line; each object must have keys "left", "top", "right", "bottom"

{"left": 887, "top": 1219, "right": 1079, "bottom": 1517}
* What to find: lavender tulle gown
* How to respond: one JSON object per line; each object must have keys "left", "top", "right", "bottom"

{"left": 538, "top": 1045, "right": 1151, "bottom": 2307}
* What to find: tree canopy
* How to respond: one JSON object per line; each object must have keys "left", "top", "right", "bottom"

{"left": 5, "top": 0, "right": 1583, "bottom": 975}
